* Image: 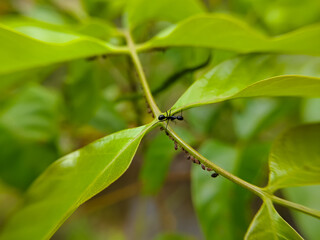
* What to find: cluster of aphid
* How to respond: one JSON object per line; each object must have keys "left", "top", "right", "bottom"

{"left": 159, "top": 126, "right": 219, "bottom": 178}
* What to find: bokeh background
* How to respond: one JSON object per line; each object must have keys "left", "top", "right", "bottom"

{"left": 0, "top": 0, "right": 320, "bottom": 239}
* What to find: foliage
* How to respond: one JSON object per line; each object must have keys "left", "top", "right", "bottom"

{"left": 0, "top": 0, "right": 319, "bottom": 239}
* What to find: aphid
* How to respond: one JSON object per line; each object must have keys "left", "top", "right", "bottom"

{"left": 158, "top": 109, "right": 184, "bottom": 130}
{"left": 201, "top": 164, "right": 206, "bottom": 170}
{"left": 86, "top": 56, "right": 98, "bottom": 61}
{"left": 211, "top": 173, "right": 219, "bottom": 178}
{"left": 174, "top": 142, "right": 178, "bottom": 150}
{"left": 207, "top": 168, "right": 212, "bottom": 172}
{"left": 187, "top": 155, "right": 191, "bottom": 160}
{"left": 194, "top": 159, "right": 200, "bottom": 165}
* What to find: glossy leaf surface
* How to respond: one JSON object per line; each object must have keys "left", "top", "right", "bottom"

{"left": 245, "top": 200, "right": 303, "bottom": 240}
{"left": 0, "top": 125, "right": 150, "bottom": 240}
{"left": 267, "top": 124, "right": 320, "bottom": 191}
{"left": 142, "top": 14, "right": 320, "bottom": 55}
{"left": 125, "top": 0, "right": 205, "bottom": 30}
{"left": 0, "top": 23, "right": 119, "bottom": 74}
{"left": 172, "top": 55, "right": 320, "bottom": 111}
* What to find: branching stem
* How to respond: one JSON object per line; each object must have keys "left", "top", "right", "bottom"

{"left": 125, "top": 28, "right": 319, "bottom": 220}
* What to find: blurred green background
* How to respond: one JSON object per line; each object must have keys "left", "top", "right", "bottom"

{"left": 0, "top": 0, "right": 320, "bottom": 239}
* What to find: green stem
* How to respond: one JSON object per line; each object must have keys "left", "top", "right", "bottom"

{"left": 161, "top": 124, "right": 265, "bottom": 198}
{"left": 124, "top": 30, "right": 161, "bottom": 116}
{"left": 123, "top": 29, "right": 319, "bottom": 221}
{"left": 270, "top": 194, "right": 320, "bottom": 219}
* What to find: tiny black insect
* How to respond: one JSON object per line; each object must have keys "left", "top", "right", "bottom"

{"left": 158, "top": 109, "right": 184, "bottom": 129}
{"left": 211, "top": 173, "right": 219, "bottom": 178}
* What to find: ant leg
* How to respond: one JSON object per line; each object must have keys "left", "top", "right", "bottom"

{"left": 165, "top": 120, "right": 169, "bottom": 131}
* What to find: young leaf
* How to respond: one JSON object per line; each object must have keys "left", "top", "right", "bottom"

{"left": 171, "top": 55, "right": 320, "bottom": 111}
{"left": 125, "top": 0, "right": 205, "bottom": 30}
{"left": 141, "top": 14, "right": 320, "bottom": 55}
{"left": 267, "top": 124, "right": 320, "bottom": 192}
{"left": 0, "top": 23, "right": 121, "bottom": 74}
{"left": 245, "top": 200, "right": 303, "bottom": 240}
{"left": 0, "top": 125, "right": 150, "bottom": 240}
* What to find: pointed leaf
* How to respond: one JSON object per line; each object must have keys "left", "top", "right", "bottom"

{"left": 245, "top": 200, "right": 303, "bottom": 240}
{"left": 171, "top": 55, "right": 320, "bottom": 111}
{"left": 0, "top": 22, "right": 121, "bottom": 74}
{"left": 0, "top": 125, "right": 150, "bottom": 240}
{"left": 142, "top": 14, "right": 320, "bottom": 55}
{"left": 267, "top": 124, "right": 320, "bottom": 192}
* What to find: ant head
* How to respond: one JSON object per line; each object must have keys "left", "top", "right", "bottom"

{"left": 158, "top": 114, "right": 166, "bottom": 120}
{"left": 177, "top": 115, "right": 183, "bottom": 121}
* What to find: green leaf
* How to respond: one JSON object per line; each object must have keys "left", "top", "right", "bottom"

{"left": 0, "top": 22, "right": 121, "bottom": 74}
{"left": 0, "top": 125, "right": 150, "bottom": 240}
{"left": 125, "top": 0, "right": 205, "bottom": 30}
{"left": 171, "top": 55, "right": 320, "bottom": 111}
{"left": 141, "top": 14, "right": 320, "bottom": 55}
{"left": 245, "top": 200, "right": 303, "bottom": 240}
{"left": 140, "top": 133, "right": 176, "bottom": 195}
{"left": 0, "top": 85, "right": 60, "bottom": 141}
{"left": 267, "top": 124, "right": 320, "bottom": 192}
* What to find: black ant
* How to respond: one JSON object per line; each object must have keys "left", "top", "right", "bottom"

{"left": 157, "top": 109, "right": 184, "bottom": 129}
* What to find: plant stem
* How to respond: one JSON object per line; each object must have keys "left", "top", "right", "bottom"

{"left": 161, "top": 124, "right": 265, "bottom": 198}
{"left": 124, "top": 29, "right": 319, "bottom": 221}
{"left": 270, "top": 194, "right": 320, "bottom": 219}
{"left": 124, "top": 30, "right": 161, "bottom": 116}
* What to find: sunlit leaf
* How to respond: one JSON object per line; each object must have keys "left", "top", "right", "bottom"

{"left": 0, "top": 125, "right": 150, "bottom": 240}
{"left": 267, "top": 124, "right": 320, "bottom": 192}
{"left": 172, "top": 55, "right": 320, "bottom": 111}
{"left": 245, "top": 200, "right": 303, "bottom": 240}
{"left": 0, "top": 22, "right": 121, "bottom": 74}
{"left": 125, "top": 0, "right": 205, "bottom": 30}
{"left": 141, "top": 14, "right": 320, "bottom": 55}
